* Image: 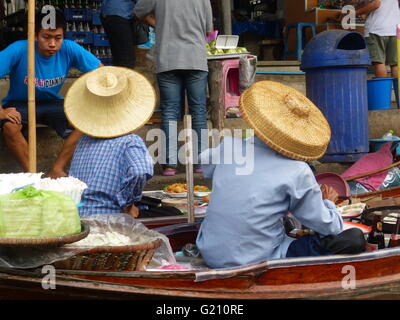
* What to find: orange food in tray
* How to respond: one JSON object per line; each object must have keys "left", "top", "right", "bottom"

{"left": 194, "top": 185, "right": 210, "bottom": 192}
{"left": 164, "top": 184, "right": 211, "bottom": 194}
{"left": 164, "top": 183, "right": 187, "bottom": 193}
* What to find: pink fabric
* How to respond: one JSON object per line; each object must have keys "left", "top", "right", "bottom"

{"left": 341, "top": 142, "right": 393, "bottom": 191}
{"left": 207, "top": 30, "right": 219, "bottom": 42}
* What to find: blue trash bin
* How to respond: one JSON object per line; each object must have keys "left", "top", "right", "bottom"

{"left": 300, "top": 30, "right": 371, "bottom": 163}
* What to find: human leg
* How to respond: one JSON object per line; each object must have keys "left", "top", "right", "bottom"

{"left": 2, "top": 122, "right": 29, "bottom": 171}
{"left": 386, "top": 36, "right": 398, "bottom": 78}
{"left": 374, "top": 63, "right": 388, "bottom": 78}
{"left": 366, "top": 34, "right": 387, "bottom": 77}
{"left": 391, "top": 65, "right": 398, "bottom": 79}
{"left": 184, "top": 70, "right": 209, "bottom": 168}
{"left": 101, "top": 15, "right": 135, "bottom": 68}
{"left": 48, "top": 129, "right": 82, "bottom": 178}
{"left": 319, "top": 228, "right": 366, "bottom": 255}
{"left": 1, "top": 103, "right": 30, "bottom": 171}
{"left": 38, "top": 100, "right": 81, "bottom": 178}
{"left": 157, "top": 71, "right": 184, "bottom": 172}
{"left": 286, "top": 228, "right": 366, "bottom": 258}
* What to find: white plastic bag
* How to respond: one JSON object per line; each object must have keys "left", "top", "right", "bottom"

{"left": 239, "top": 55, "right": 257, "bottom": 93}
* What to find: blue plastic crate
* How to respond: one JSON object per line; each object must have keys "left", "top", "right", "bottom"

{"left": 64, "top": 8, "right": 92, "bottom": 21}
{"left": 100, "top": 57, "right": 113, "bottom": 66}
{"left": 92, "top": 12, "right": 101, "bottom": 25}
{"left": 65, "top": 32, "right": 93, "bottom": 44}
{"left": 93, "top": 33, "right": 110, "bottom": 46}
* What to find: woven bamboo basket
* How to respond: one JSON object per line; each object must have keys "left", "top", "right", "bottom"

{"left": 52, "top": 238, "right": 162, "bottom": 271}
{"left": 0, "top": 223, "right": 90, "bottom": 247}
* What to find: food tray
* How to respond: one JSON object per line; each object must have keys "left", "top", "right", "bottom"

{"left": 162, "top": 191, "right": 187, "bottom": 198}
{"left": 0, "top": 223, "right": 90, "bottom": 247}
{"left": 53, "top": 239, "right": 162, "bottom": 271}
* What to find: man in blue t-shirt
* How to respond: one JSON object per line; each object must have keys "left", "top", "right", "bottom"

{"left": 0, "top": 9, "right": 102, "bottom": 177}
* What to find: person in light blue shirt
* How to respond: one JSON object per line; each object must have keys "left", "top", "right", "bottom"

{"left": 196, "top": 81, "right": 366, "bottom": 269}
{"left": 0, "top": 9, "right": 102, "bottom": 177}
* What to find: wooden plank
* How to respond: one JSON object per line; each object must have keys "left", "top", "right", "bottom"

{"left": 315, "top": 8, "right": 341, "bottom": 24}
{"left": 305, "top": 0, "right": 318, "bottom": 10}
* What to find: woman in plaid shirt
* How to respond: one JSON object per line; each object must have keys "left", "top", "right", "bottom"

{"left": 69, "top": 133, "right": 154, "bottom": 217}
{"left": 64, "top": 66, "right": 156, "bottom": 217}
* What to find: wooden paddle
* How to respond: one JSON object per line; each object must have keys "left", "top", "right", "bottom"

{"left": 27, "top": 0, "right": 36, "bottom": 173}
{"left": 344, "top": 160, "right": 400, "bottom": 182}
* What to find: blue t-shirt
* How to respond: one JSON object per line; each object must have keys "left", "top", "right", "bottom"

{"left": 0, "top": 40, "right": 101, "bottom": 104}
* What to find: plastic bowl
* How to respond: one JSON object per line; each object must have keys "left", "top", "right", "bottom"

{"left": 315, "top": 172, "right": 351, "bottom": 198}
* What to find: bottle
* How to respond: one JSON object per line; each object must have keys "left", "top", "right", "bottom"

{"left": 388, "top": 214, "right": 400, "bottom": 248}
{"left": 78, "top": 22, "right": 84, "bottom": 32}
{"left": 382, "top": 130, "right": 400, "bottom": 140}
{"left": 366, "top": 212, "right": 386, "bottom": 251}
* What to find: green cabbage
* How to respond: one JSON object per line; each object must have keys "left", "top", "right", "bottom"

{"left": 0, "top": 186, "right": 81, "bottom": 238}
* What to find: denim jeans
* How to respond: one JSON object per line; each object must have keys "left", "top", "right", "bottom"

{"left": 157, "top": 70, "right": 209, "bottom": 169}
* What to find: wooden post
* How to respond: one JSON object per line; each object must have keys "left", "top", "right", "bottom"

{"left": 207, "top": 60, "right": 225, "bottom": 131}
{"left": 221, "top": 0, "right": 232, "bottom": 35}
{"left": 27, "top": 0, "right": 36, "bottom": 172}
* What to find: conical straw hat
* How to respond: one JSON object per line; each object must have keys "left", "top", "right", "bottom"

{"left": 239, "top": 81, "right": 331, "bottom": 161}
{"left": 64, "top": 66, "right": 156, "bottom": 138}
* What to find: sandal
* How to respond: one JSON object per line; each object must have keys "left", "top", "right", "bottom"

{"left": 162, "top": 168, "right": 177, "bottom": 176}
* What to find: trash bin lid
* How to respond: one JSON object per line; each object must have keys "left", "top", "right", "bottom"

{"left": 300, "top": 30, "right": 371, "bottom": 70}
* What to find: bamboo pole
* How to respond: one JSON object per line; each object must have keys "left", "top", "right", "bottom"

{"left": 27, "top": 0, "right": 36, "bottom": 172}
{"left": 184, "top": 93, "right": 195, "bottom": 224}
{"left": 397, "top": 24, "right": 399, "bottom": 106}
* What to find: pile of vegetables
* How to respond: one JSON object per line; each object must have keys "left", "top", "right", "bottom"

{"left": 206, "top": 40, "right": 248, "bottom": 56}
{"left": 0, "top": 186, "right": 81, "bottom": 238}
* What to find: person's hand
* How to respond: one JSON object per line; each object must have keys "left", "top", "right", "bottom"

{"left": 125, "top": 204, "right": 139, "bottom": 218}
{"left": 0, "top": 107, "right": 21, "bottom": 124}
{"left": 320, "top": 184, "right": 339, "bottom": 203}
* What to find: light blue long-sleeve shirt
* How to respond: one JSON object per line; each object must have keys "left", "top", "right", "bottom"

{"left": 196, "top": 136, "right": 343, "bottom": 269}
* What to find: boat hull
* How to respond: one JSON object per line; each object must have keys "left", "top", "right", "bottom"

{"left": 2, "top": 246, "right": 400, "bottom": 300}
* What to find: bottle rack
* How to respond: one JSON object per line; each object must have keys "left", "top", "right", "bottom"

{"left": 36, "top": 0, "right": 112, "bottom": 65}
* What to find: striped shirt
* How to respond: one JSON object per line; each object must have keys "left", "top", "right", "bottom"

{"left": 69, "top": 134, "right": 154, "bottom": 215}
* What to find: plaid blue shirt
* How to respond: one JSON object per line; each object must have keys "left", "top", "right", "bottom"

{"left": 69, "top": 134, "right": 154, "bottom": 215}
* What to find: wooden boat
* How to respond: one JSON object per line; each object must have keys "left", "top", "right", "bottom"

{"left": 2, "top": 221, "right": 400, "bottom": 300}
{"left": 139, "top": 213, "right": 205, "bottom": 230}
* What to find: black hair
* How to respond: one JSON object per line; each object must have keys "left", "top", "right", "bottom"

{"left": 34, "top": 8, "right": 66, "bottom": 34}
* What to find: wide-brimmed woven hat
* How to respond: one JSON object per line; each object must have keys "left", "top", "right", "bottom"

{"left": 64, "top": 66, "right": 156, "bottom": 138}
{"left": 239, "top": 81, "right": 331, "bottom": 161}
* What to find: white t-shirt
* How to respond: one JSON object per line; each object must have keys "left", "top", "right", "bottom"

{"left": 364, "top": 0, "right": 400, "bottom": 37}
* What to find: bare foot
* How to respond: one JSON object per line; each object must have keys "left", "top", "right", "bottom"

{"left": 47, "top": 168, "right": 67, "bottom": 179}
